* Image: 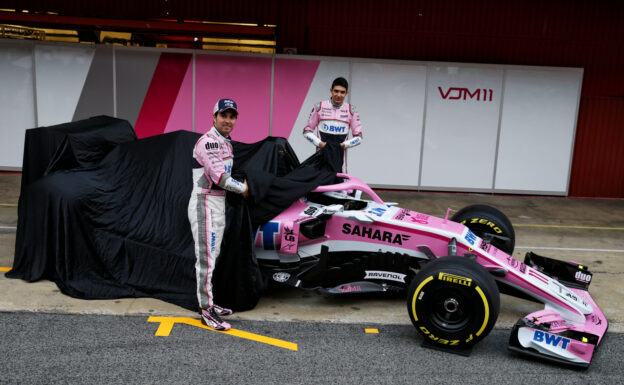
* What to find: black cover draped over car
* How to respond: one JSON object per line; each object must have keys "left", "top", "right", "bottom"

{"left": 7, "top": 116, "right": 342, "bottom": 311}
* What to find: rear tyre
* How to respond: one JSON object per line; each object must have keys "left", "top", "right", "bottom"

{"left": 451, "top": 204, "right": 515, "bottom": 254}
{"left": 407, "top": 256, "right": 500, "bottom": 348}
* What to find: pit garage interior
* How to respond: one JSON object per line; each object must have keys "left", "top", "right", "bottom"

{"left": 0, "top": 0, "right": 623, "bottom": 366}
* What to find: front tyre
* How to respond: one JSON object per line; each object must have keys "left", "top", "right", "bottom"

{"left": 407, "top": 256, "right": 500, "bottom": 348}
{"left": 451, "top": 204, "right": 515, "bottom": 254}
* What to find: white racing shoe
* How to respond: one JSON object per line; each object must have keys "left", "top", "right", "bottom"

{"left": 201, "top": 306, "right": 231, "bottom": 331}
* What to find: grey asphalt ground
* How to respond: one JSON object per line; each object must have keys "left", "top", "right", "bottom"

{"left": 1, "top": 312, "right": 623, "bottom": 384}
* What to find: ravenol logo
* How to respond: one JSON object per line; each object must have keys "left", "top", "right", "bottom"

{"left": 533, "top": 330, "right": 571, "bottom": 350}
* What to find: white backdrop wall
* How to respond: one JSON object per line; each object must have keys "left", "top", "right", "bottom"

{"left": 0, "top": 39, "right": 583, "bottom": 195}
{"left": 34, "top": 44, "right": 94, "bottom": 126}
{"left": 421, "top": 65, "right": 503, "bottom": 190}
{"left": 495, "top": 69, "right": 583, "bottom": 193}
{"left": 0, "top": 40, "right": 35, "bottom": 170}
{"left": 348, "top": 62, "right": 427, "bottom": 187}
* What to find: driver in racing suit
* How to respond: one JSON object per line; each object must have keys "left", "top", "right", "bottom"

{"left": 188, "top": 98, "right": 248, "bottom": 331}
{"left": 303, "top": 77, "right": 363, "bottom": 173}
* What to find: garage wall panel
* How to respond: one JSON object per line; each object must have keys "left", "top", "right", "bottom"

{"left": 420, "top": 65, "right": 503, "bottom": 190}
{"left": 115, "top": 48, "right": 161, "bottom": 129}
{"left": 495, "top": 69, "right": 582, "bottom": 193}
{"left": 34, "top": 44, "right": 94, "bottom": 126}
{"left": 349, "top": 62, "right": 426, "bottom": 186}
{"left": 195, "top": 53, "right": 272, "bottom": 142}
{"left": 73, "top": 45, "right": 114, "bottom": 121}
{"left": 0, "top": 41, "right": 35, "bottom": 169}
{"left": 271, "top": 58, "right": 320, "bottom": 139}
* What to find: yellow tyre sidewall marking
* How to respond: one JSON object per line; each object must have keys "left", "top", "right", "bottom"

{"left": 474, "top": 286, "right": 490, "bottom": 336}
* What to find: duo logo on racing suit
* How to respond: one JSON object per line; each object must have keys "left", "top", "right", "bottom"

{"left": 342, "top": 224, "right": 410, "bottom": 245}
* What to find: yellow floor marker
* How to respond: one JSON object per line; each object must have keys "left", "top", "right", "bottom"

{"left": 365, "top": 328, "right": 379, "bottom": 334}
{"left": 147, "top": 316, "right": 298, "bottom": 351}
{"left": 0, "top": 267, "right": 11, "bottom": 272}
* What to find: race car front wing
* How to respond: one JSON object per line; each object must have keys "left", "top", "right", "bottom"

{"left": 508, "top": 254, "right": 608, "bottom": 369}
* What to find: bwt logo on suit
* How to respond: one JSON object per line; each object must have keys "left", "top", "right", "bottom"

{"left": 438, "top": 87, "right": 494, "bottom": 102}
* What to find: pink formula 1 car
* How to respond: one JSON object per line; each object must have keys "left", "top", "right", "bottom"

{"left": 253, "top": 174, "right": 608, "bottom": 368}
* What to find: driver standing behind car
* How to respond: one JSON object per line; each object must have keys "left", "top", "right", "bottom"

{"left": 188, "top": 98, "right": 248, "bottom": 331}
{"left": 303, "top": 77, "right": 363, "bottom": 173}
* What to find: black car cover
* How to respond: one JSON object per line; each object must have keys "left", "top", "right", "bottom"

{"left": 8, "top": 116, "right": 342, "bottom": 312}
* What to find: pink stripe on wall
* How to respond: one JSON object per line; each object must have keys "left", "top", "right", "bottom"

{"left": 272, "top": 59, "right": 320, "bottom": 139}
{"left": 195, "top": 54, "right": 271, "bottom": 143}
{"left": 164, "top": 58, "right": 194, "bottom": 133}
{"left": 134, "top": 53, "right": 192, "bottom": 138}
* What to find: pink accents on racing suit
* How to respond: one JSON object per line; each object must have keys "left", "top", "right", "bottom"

{"left": 193, "top": 127, "right": 242, "bottom": 193}
{"left": 203, "top": 194, "right": 213, "bottom": 304}
{"left": 303, "top": 100, "right": 363, "bottom": 137}
{"left": 303, "top": 100, "right": 363, "bottom": 172}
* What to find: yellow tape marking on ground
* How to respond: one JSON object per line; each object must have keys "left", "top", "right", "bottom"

{"left": 515, "top": 224, "right": 624, "bottom": 231}
{"left": 147, "top": 316, "right": 298, "bottom": 351}
{"left": 0, "top": 267, "right": 11, "bottom": 272}
{"left": 365, "top": 328, "right": 379, "bottom": 334}
{"left": 0, "top": 203, "right": 17, "bottom": 207}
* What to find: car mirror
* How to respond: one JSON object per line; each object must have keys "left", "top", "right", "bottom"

{"left": 322, "top": 204, "right": 344, "bottom": 215}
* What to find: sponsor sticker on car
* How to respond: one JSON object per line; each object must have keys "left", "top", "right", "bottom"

{"left": 364, "top": 270, "right": 406, "bottom": 283}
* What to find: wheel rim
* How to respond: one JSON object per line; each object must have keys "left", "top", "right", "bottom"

{"left": 427, "top": 288, "right": 474, "bottom": 331}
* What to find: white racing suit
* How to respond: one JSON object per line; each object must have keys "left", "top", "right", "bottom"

{"left": 188, "top": 127, "right": 246, "bottom": 311}
{"left": 303, "top": 99, "right": 363, "bottom": 173}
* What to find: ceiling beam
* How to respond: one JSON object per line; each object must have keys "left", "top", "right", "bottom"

{"left": 0, "top": 11, "right": 274, "bottom": 38}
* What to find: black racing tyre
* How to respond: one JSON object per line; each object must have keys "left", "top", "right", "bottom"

{"left": 451, "top": 204, "right": 515, "bottom": 254}
{"left": 407, "top": 256, "right": 500, "bottom": 348}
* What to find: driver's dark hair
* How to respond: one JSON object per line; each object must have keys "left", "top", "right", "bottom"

{"left": 331, "top": 77, "right": 349, "bottom": 90}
